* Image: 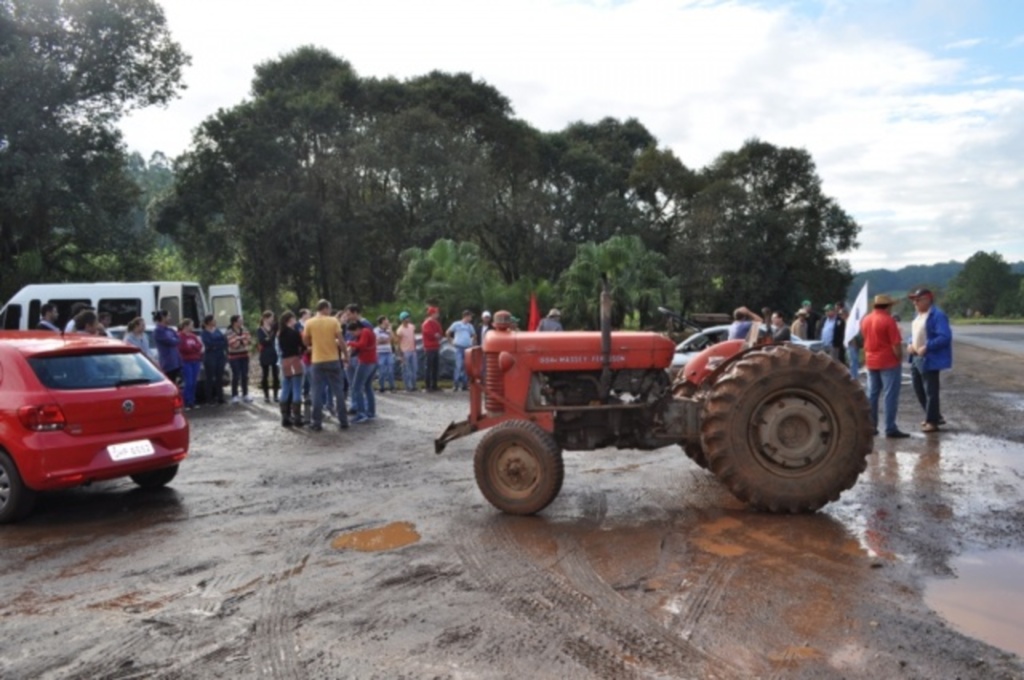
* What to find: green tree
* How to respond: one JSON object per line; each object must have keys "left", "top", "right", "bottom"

{"left": 671, "top": 139, "right": 858, "bottom": 314}
{"left": 557, "top": 235, "right": 679, "bottom": 329}
{"left": 395, "top": 239, "right": 503, "bottom": 320}
{"left": 0, "top": 0, "right": 189, "bottom": 297}
{"left": 946, "top": 251, "right": 1016, "bottom": 316}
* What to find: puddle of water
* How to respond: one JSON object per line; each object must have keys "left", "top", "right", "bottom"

{"left": 925, "top": 549, "right": 1024, "bottom": 657}
{"left": 331, "top": 522, "right": 420, "bottom": 552}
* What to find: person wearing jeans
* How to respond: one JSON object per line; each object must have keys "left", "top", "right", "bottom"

{"left": 906, "top": 288, "right": 952, "bottom": 432}
{"left": 201, "top": 315, "right": 228, "bottom": 405}
{"left": 277, "top": 311, "right": 305, "bottom": 427}
{"left": 225, "top": 315, "right": 253, "bottom": 404}
{"left": 860, "top": 294, "right": 909, "bottom": 438}
{"left": 375, "top": 316, "right": 396, "bottom": 392}
{"left": 303, "top": 300, "right": 348, "bottom": 431}
{"left": 178, "top": 319, "right": 204, "bottom": 409}
{"left": 446, "top": 309, "right": 476, "bottom": 391}
{"left": 396, "top": 311, "right": 418, "bottom": 392}
{"left": 421, "top": 306, "right": 443, "bottom": 392}
{"left": 347, "top": 321, "right": 378, "bottom": 423}
{"left": 868, "top": 366, "right": 903, "bottom": 437}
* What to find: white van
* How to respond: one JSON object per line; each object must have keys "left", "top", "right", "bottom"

{"left": 0, "top": 282, "right": 242, "bottom": 331}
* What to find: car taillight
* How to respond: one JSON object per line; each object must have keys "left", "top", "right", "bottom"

{"left": 173, "top": 392, "right": 184, "bottom": 415}
{"left": 18, "top": 404, "right": 67, "bottom": 431}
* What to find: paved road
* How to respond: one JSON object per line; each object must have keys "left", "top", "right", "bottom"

{"left": 950, "top": 323, "right": 1024, "bottom": 356}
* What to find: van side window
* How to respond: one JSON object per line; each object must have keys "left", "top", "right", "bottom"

{"left": 28, "top": 300, "right": 41, "bottom": 328}
{"left": 98, "top": 298, "right": 142, "bottom": 327}
{"left": 211, "top": 296, "right": 236, "bottom": 328}
{"left": 2, "top": 303, "right": 21, "bottom": 330}
{"left": 50, "top": 299, "right": 91, "bottom": 330}
{"left": 158, "top": 297, "right": 180, "bottom": 326}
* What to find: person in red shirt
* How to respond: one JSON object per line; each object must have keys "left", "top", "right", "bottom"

{"left": 178, "top": 318, "right": 205, "bottom": 410}
{"left": 421, "top": 306, "right": 443, "bottom": 392}
{"left": 860, "top": 294, "right": 909, "bottom": 438}
{"left": 346, "top": 321, "right": 378, "bottom": 423}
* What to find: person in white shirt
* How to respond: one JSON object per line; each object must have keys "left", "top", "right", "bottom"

{"left": 446, "top": 310, "right": 477, "bottom": 391}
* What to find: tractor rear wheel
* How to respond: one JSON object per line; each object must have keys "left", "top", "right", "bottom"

{"left": 673, "top": 382, "right": 710, "bottom": 470}
{"left": 474, "top": 420, "right": 564, "bottom": 515}
{"left": 701, "top": 346, "right": 872, "bottom": 513}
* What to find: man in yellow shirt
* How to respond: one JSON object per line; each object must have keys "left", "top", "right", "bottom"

{"left": 302, "top": 299, "right": 348, "bottom": 431}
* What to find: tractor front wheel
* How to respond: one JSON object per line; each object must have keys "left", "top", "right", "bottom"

{"left": 474, "top": 420, "right": 564, "bottom": 515}
{"left": 701, "top": 346, "right": 873, "bottom": 513}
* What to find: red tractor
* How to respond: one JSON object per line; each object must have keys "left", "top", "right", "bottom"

{"left": 436, "top": 292, "right": 873, "bottom": 516}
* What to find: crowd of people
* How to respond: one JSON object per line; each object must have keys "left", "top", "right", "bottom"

{"left": 37, "top": 293, "right": 952, "bottom": 440}
{"left": 731, "top": 293, "right": 953, "bottom": 439}
{"left": 39, "top": 301, "right": 530, "bottom": 433}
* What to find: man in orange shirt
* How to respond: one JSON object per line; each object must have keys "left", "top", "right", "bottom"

{"left": 860, "top": 293, "right": 909, "bottom": 438}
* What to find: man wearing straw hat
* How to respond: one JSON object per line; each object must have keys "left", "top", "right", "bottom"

{"left": 860, "top": 293, "right": 910, "bottom": 438}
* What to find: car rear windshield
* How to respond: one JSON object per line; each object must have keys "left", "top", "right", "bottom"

{"left": 28, "top": 352, "right": 166, "bottom": 390}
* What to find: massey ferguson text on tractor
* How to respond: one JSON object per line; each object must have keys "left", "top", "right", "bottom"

{"left": 435, "top": 286, "right": 873, "bottom": 516}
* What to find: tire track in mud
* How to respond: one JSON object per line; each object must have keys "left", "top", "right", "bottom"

{"left": 453, "top": 519, "right": 744, "bottom": 679}
{"left": 556, "top": 540, "right": 745, "bottom": 678}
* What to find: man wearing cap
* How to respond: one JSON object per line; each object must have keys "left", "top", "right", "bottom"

{"left": 396, "top": 311, "right": 418, "bottom": 392}
{"left": 446, "top": 309, "right": 477, "bottom": 391}
{"left": 906, "top": 289, "right": 952, "bottom": 432}
{"left": 537, "top": 308, "right": 563, "bottom": 332}
{"left": 860, "top": 293, "right": 909, "bottom": 438}
{"left": 422, "top": 306, "right": 443, "bottom": 392}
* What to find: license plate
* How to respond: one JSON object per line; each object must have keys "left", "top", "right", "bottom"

{"left": 108, "top": 439, "right": 155, "bottom": 461}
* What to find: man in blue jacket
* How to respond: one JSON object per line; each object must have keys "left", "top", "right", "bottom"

{"left": 906, "top": 288, "right": 952, "bottom": 432}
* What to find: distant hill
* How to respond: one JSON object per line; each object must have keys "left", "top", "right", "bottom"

{"left": 848, "top": 260, "right": 1024, "bottom": 300}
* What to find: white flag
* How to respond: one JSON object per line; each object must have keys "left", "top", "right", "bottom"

{"left": 844, "top": 281, "right": 869, "bottom": 345}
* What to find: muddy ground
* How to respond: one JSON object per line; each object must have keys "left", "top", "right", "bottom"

{"left": 1, "top": 339, "right": 1023, "bottom": 679}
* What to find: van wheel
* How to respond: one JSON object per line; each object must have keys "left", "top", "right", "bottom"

{"left": 0, "top": 451, "right": 37, "bottom": 523}
{"left": 130, "top": 465, "right": 179, "bottom": 489}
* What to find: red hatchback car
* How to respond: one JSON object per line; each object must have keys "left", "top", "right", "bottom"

{"left": 0, "top": 331, "right": 189, "bottom": 522}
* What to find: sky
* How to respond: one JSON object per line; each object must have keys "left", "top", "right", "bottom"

{"left": 118, "top": 0, "right": 1024, "bottom": 273}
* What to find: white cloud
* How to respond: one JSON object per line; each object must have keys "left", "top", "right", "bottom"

{"left": 119, "top": 0, "right": 1024, "bottom": 271}
{"left": 944, "top": 38, "right": 984, "bottom": 50}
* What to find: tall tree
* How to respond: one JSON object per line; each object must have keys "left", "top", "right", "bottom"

{"left": 0, "top": 0, "right": 188, "bottom": 296}
{"left": 672, "top": 139, "right": 858, "bottom": 314}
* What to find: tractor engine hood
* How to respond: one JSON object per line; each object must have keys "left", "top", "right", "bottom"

{"left": 482, "top": 331, "right": 675, "bottom": 372}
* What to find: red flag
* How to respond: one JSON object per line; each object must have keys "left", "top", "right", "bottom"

{"left": 527, "top": 293, "right": 540, "bottom": 331}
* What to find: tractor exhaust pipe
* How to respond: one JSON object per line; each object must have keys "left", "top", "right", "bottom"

{"left": 599, "top": 275, "right": 612, "bottom": 403}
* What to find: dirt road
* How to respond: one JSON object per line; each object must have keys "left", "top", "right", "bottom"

{"left": 1, "top": 340, "right": 1023, "bottom": 679}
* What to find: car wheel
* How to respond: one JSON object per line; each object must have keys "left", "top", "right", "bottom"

{"left": 130, "top": 465, "right": 179, "bottom": 489}
{"left": 0, "top": 451, "right": 37, "bottom": 524}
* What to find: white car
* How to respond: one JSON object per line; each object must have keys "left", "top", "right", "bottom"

{"left": 670, "top": 324, "right": 824, "bottom": 372}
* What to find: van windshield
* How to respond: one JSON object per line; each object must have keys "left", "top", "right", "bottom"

{"left": 29, "top": 352, "right": 166, "bottom": 390}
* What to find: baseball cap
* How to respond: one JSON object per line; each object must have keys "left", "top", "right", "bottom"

{"left": 802, "top": 299, "right": 811, "bottom": 307}
{"left": 398, "top": 311, "right": 410, "bottom": 321}
{"left": 908, "top": 288, "right": 933, "bottom": 299}
{"left": 482, "top": 310, "right": 492, "bottom": 318}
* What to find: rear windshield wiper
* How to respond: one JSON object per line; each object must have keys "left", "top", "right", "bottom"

{"left": 114, "top": 378, "right": 154, "bottom": 387}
